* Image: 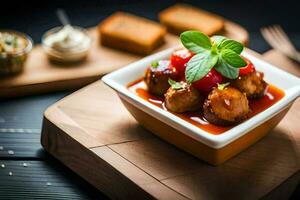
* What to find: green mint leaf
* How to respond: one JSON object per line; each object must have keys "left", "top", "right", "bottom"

{"left": 215, "top": 57, "right": 239, "bottom": 79}
{"left": 185, "top": 52, "right": 218, "bottom": 83}
{"left": 217, "top": 82, "right": 230, "bottom": 90}
{"left": 219, "top": 39, "right": 243, "bottom": 54}
{"left": 151, "top": 61, "right": 159, "bottom": 68}
{"left": 180, "top": 31, "right": 212, "bottom": 54}
{"left": 221, "top": 49, "right": 247, "bottom": 68}
{"left": 211, "top": 35, "right": 226, "bottom": 46}
{"left": 168, "top": 78, "right": 183, "bottom": 90}
{"left": 180, "top": 31, "right": 246, "bottom": 81}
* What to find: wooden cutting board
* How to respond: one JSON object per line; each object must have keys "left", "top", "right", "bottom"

{"left": 0, "top": 20, "right": 248, "bottom": 98}
{"left": 41, "top": 49, "right": 300, "bottom": 199}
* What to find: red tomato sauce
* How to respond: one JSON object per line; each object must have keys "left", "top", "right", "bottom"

{"left": 127, "top": 79, "right": 285, "bottom": 135}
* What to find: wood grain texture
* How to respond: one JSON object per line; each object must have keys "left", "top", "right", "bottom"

{"left": 0, "top": 93, "right": 65, "bottom": 159}
{"left": 41, "top": 50, "right": 300, "bottom": 199}
{"left": 0, "top": 20, "right": 248, "bottom": 99}
{"left": 0, "top": 160, "right": 107, "bottom": 200}
{"left": 0, "top": 132, "right": 44, "bottom": 159}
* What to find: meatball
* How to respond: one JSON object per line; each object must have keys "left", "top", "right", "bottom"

{"left": 144, "top": 60, "right": 178, "bottom": 96}
{"left": 203, "top": 86, "right": 250, "bottom": 126}
{"left": 231, "top": 71, "right": 267, "bottom": 99}
{"left": 164, "top": 82, "right": 204, "bottom": 113}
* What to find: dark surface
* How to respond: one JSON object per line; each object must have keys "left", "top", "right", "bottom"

{"left": 0, "top": 0, "right": 300, "bottom": 199}
{"left": 0, "top": 93, "right": 108, "bottom": 199}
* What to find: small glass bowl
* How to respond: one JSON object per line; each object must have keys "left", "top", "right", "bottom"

{"left": 0, "top": 30, "right": 33, "bottom": 76}
{"left": 41, "top": 26, "right": 92, "bottom": 64}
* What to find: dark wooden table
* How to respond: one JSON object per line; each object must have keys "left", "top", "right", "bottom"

{"left": 0, "top": 93, "right": 108, "bottom": 199}
{"left": 1, "top": 0, "right": 300, "bottom": 199}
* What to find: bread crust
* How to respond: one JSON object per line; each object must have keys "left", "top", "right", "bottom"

{"left": 159, "top": 4, "right": 224, "bottom": 36}
{"left": 98, "top": 12, "right": 166, "bottom": 55}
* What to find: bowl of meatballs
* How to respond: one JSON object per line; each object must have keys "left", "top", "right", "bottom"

{"left": 102, "top": 31, "right": 300, "bottom": 165}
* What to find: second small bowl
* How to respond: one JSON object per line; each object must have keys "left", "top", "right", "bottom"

{"left": 0, "top": 30, "right": 33, "bottom": 76}
{"left": 42, "top": 26, "right": 92, "bottom": 64}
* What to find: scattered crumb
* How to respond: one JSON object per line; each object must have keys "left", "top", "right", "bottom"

{"left": 1, "top": 164, "right": 5, "bottom": 168}
{"left": 8, "top": 172, "right": 13, "bottom": 176}
{"left": 46, "top": 182, "right": 52, "bottom": 186}
{"left": 0, "top": 146, "right": 3, "bottom": 150}
{"left": 7, "top": 150, "right": 14, "bottom": 155}
{"left": 23, "top": 163, "right": 28, "bottom": 167}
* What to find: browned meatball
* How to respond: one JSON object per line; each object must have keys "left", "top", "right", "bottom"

{"left": 164, "top": 82, "right": 204, "bottom": 113}
{"left": 231, "top": 71, "right": 267, "bottom": 99}
{"left": 203, "top": 86, "right": 250, "bottom": 126}
{"left": 144, "top": 60, "right": 178, "bottom": 96}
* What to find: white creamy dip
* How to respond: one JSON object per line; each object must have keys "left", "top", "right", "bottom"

{"left": 44, "top": 25, "right": 90, "bottom": 53}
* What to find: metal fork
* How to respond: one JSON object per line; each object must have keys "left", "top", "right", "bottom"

{"left": 261, "top": 25, "right": 300, "bottom": 63}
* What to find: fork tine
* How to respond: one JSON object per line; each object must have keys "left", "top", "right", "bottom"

{"left": 263, "top": 26, "right": 292, "bottom": 53}
{"left": 261, "top": 27, "right": 282, "bottom": 50}
{"left": 267, "top": 26, "right": 285, "bottom": 46}
{"left": 261, "top": 25, "right": 300, "bottom": 63}
{"left": 273, "top": 25, "right": 296, "bottom": 51}
{"left": 270, "top": 25, "right": 296, "bottom": 55}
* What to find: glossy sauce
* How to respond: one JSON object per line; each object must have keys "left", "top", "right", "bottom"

{"left": 128, "top": 79, "right": 285, "bottom": 135}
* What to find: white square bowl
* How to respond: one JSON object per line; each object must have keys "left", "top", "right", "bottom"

{"left": 102, "top": 48, "right": 300, "bottom": 165}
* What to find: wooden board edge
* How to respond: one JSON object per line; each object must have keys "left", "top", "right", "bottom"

{"left": 262, "top": 171, "right": 300, "bottom": 200}
{"left": 41, "top": 116, "right": 155, "bottom": 199}
{"left": 41, "top": 113, "right": 188, "bottom": 199}
{"left": 0, "top": 74, "right": 102, "bottom": 99}
{"left": 43, "top": 81, "right": 102, "bottom": 116}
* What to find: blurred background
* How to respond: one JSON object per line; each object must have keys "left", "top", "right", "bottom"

{"left": 2, "top": 0, "right": 300, "bottom": 53}
{"left": 1, "top": 0, "right": 300, "bottom": 199}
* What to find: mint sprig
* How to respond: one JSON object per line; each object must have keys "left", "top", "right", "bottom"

{"left": 218, "top": 39, "right": 243, "bottom": 54}
{"left": 180, "top": 31, "right": 211, "bottom": 54}
{"left": 211, "top": 35, "right": 226, "bottom": 46}
{"left": 180, "top": 31, "right": 247, "bottom": 82}
{"left": 215, "top": 58, "right": 239, "bottom": 79}
{"left": 221, "top": 49, "right": 246, "bottom": 67}
{"left": 185, "top": 52, "right": 218, "bottom": 83}
{"left": 168, "top": 78, "right": 183, "bottom": 90}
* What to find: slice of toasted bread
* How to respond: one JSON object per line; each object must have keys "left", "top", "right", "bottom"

{"left": 98, "top": 12, "right": 166, "bottom": 55}
{"left": 159, "top": 4, "right": 224, "bottom": 36}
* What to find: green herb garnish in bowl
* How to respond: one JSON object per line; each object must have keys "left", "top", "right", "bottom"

{"left": 180, "top": 31, "right": 247, "bottom": 84}
{"left": 0, "top": 30, "right": 33, "bottom": 76}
